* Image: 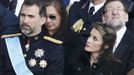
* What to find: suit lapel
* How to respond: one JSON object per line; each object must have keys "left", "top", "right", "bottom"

{"left": 93, "top": 7, "right": 103, "bottom": 21}
{"left": 114, "top": 30, "right": 129, "bottom": 59}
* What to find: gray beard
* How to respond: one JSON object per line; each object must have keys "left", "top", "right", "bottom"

{"left": 22, "top": 30, "right": 33, "bottom": 36}
{"left": 107, "top": 21, "right": 125, "bottom": 31}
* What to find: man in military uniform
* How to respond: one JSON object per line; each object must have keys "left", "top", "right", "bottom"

{"left": 0, "top": 0, "right": 64, "bottom": 75}
{"left": 69, "top": 0, "right": 107, "bottom": 46}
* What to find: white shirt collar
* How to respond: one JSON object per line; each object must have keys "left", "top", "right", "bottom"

{"left": 89, "top": 0, "right": 106, "bottom": 14}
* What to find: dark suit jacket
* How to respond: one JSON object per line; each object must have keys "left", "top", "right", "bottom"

{"left": 114, "top": 30, "right": 134, "bottom": 75}
{"left": 0, "top": 0, "right": 10, "bottom": 8}
{"left": 0, "top": 4, "right": 20, "bottom": 36}
{"left": 127, "top": 17, "right": 134, "bottom": 34}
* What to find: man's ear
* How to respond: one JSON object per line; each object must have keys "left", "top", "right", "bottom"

{"left": 40, "top": 17, "right": 46, "bottom": 26}
{"left": 124, "top": 12, "right": 128, "bottom": 22}
{"left": 102, "top": 15, "right": 105, "bottom": 23}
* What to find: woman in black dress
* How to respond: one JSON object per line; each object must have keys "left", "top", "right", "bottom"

{"left": 66, "top": 22, "right": 123, "bottom": 75}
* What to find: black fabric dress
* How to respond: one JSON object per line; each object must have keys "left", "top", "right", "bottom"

{"left": 65, "top": 51, "right": 123, "bottom": 75}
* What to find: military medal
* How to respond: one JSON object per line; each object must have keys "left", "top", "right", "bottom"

{"left": 39, "top": 60, "right": 47, "bottom": 68}
{"left": 28, "top": 58, "right": 37, "bottom": 67}
{"left": 34, "top": 49, "right": 45, "bottom": 58}
{"left": 25, "top": 44, "right": 30, "bottom": 51}
{"left": 25, "top": 39, "right": 30, "bottom": 51}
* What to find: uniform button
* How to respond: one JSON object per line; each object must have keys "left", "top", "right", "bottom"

{"left": 77, "top": 67, "right": 82, "bottom": 71}
{"left": 24, "top": 54, "right": 27, "bottom": 57}
{"left": 83, "top": 28, "right": 86, "bottom": 31}
{"left": 34, "top": 36, "right": 39, "bottom": 40}
{"left": 93, "top": 65, "right": 96, "bottom": 68}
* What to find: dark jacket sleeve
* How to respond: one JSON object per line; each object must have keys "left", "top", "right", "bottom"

{"left": 0, "top": 39, "right": 4, "bottom": 75}
{"left": 0, "top": 4, "right": 21, "bottom": 36}
{"left": 68, "top": 2, "right": 82, "bottom": 27}
{"left": 46, "top": 45, "right": 64, "bottom": 75}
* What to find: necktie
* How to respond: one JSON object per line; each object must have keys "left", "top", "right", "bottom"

{"left": 88, "top": 6, "right": 95, "bottom": 19}
{"left": 8, "top": 0, "right": 17, "bottom": 13}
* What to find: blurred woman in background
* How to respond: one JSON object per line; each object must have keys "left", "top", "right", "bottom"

{"left": 44, "top": 0, "right": 82, "bottom": 74}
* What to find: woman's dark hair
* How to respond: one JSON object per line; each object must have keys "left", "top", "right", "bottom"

{"left": 44, "top": 0, "right": 68, "bottom": 39}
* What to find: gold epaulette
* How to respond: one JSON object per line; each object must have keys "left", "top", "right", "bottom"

{"left": 71, "top": 19, "right": 84, "bottom": 33}
{"left": 43, "top": 36, "right": 63, "bottom": 45}
{"left": 1, "top": 33, "right": 22, "bottom": 38}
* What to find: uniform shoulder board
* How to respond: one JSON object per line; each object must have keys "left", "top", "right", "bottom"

{"left": 1, "top": 33, "right": 22, "bottom": 38}
{"left": 71, "top": 19, "right": 84, "bottom": 33}
{"left": 43, "top": 36, "right": 63, "bottom": 45}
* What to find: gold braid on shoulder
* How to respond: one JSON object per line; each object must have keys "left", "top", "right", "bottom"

{"left": 1, "top": 33, "right": 22, "bottom": 38}
{"left": 71, "top": 19, "right": 84, "bottom": 33}
{"left": 43, "top": 36, "right": 63, "bottom": 45}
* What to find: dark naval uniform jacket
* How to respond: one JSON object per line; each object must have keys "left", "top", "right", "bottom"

{"left": 0, "top": 0, "right": 10, "bottom": 9}
{"left": 69, "top": 1, "right": 104, "bottom": 45}
{"left": 0, "top": 32, "right": 64, "bottom": 75}
{"left": 0, "top": 4, "right": 21, "bottom": 36}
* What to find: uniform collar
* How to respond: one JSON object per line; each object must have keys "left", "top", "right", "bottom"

{"left": 24, "top": 31, "right": 45, "bottom": 43}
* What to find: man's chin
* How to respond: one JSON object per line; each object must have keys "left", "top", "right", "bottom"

{"left": 22, "top": 30, "right": 31, "bottom": 35}
{"left": 109, "top": 21, "right": 120, "bottom": 26}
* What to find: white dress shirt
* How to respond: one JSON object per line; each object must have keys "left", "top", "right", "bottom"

{"left": 113, "top": 26, "right": 127, "bottom": 53}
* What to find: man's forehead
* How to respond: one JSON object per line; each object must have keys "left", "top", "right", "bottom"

{"left": 106, "top": 1, "right": 124, "bottom": 8}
